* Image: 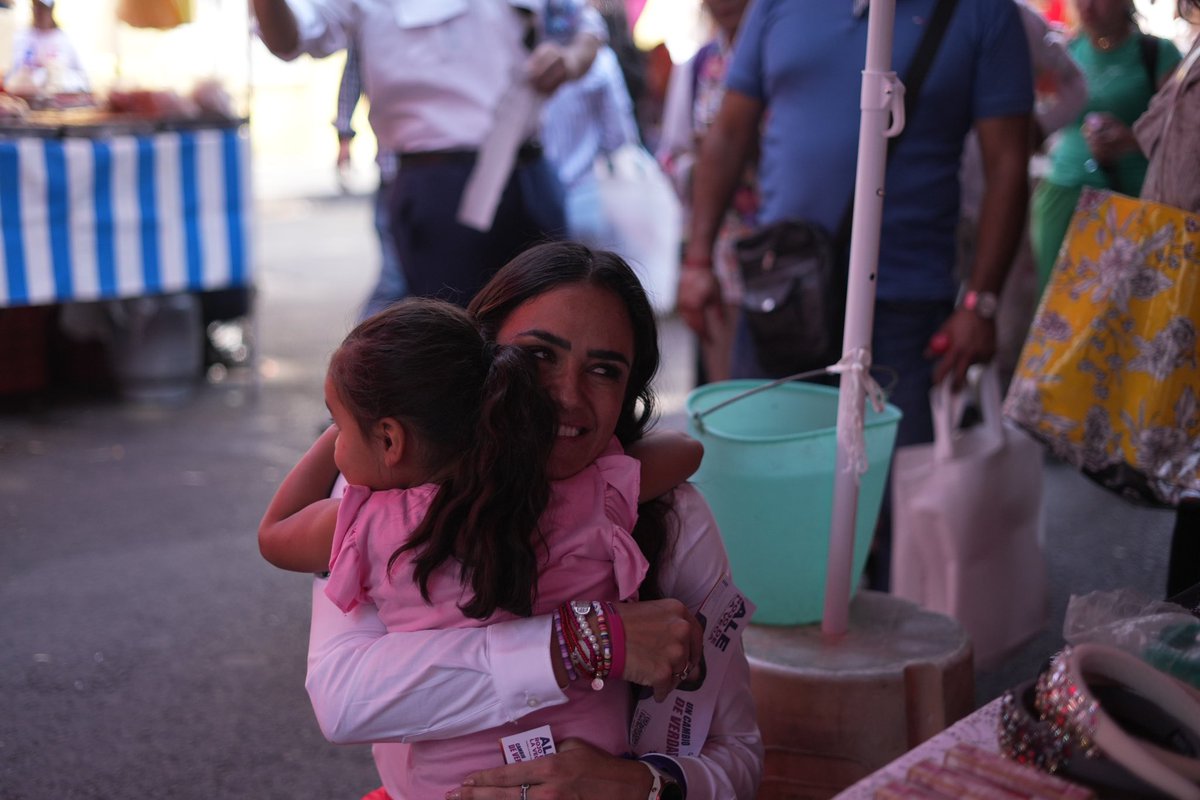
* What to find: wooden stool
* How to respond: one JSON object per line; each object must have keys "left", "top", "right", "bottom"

{"left": 745, "top": 590, "right": 974, "bottom": 799}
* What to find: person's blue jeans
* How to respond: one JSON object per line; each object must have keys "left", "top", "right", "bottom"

{"left": 732, "top": 297, "right": 955, "bottom": 591}
{"left": 360, "top": 177, "right": 408, "bottom": 321}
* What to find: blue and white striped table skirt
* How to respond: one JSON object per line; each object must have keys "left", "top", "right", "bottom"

{"left": 0, "top": 125, "right": 251, "bottom": 308}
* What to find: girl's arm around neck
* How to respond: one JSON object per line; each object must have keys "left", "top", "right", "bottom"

{"left": 259, "top": 425, "right": 342, "bottom": 572}
{"left": 628, "top": 430, "right": 703, "bottom": 502}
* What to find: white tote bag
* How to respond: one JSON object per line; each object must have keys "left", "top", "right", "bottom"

{"left": 593, "top": 144, "right": 682, "bottom": 315}
{"left": 891, "top": 365, "right": 1048, "bottom": 667}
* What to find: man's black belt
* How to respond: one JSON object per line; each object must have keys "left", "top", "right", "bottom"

{"left": 398, "top": 141, "right": 543, "bottom": 167}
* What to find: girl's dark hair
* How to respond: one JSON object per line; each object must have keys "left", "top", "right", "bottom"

{"left": 328, "top": 298, "right": 556, "bottom": 619}
{"left": 1181, "top": 0, "right": 1200, "bottom": 21}
{"left": 468, "top": 242, "right": 674, "bottom": 599}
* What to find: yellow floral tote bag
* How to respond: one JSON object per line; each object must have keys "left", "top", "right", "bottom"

{"left": 1004, "top": 188, "right": 1200, "bottom": 507}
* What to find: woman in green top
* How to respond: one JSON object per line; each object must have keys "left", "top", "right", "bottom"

{"left": 1030, "top": 0, "right": 1181, "bottom": 295}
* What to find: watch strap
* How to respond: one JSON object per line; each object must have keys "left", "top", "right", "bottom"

{"left": 643, "top": 762, "right": 664, "bottom": 800}
{"left": 640, "top": 759, "right": 684, "bottom": 800}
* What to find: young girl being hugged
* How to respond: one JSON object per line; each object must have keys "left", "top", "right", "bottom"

{"left": 259, "top": 298, "right": 700, "bottom": 798}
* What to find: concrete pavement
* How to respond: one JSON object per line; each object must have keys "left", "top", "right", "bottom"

{"left": 0, "top": 189, "right": 1177, "bottom": 799}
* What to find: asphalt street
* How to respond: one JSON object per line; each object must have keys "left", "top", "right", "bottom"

{"left": 0, "top": 190, "right": 1178, "bottom": 799}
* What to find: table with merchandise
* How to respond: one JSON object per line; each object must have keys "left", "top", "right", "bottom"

{"left": 0, "top": 110, "right": 251, "bottom": 309}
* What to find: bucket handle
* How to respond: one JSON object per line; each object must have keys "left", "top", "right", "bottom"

{"left": 689, "top": 359, "right": 899, "bottom": 435}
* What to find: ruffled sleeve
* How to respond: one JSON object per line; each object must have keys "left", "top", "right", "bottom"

{"left": 595, "top": 437, "right": 647, "bottom": 600}
{"left": 595, "top": 437, "right": 640, "bottom": 532}
{"left": 611, "top": 527, "right": 649, "bottom": 601}
{"left": 324, "top": 484, "right": 374, "bottom": 614}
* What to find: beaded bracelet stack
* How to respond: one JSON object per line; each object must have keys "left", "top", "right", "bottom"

{"left": 553, "top": 600, "right": 624, "bottom": 691}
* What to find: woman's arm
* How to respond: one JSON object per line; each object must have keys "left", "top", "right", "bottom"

{"left": 306, "top": 579, "right": 568, "bottom": 743}
{"left": 307, "top": 584, "right": 703, "bottom": 743}
{"left": 258, "top": 426, "right": 341, "bottom": 572}
{"left": 628, "top": 430, "right": 704, "bottom": 502}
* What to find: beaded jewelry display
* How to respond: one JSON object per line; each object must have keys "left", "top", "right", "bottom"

{"left": 999, "top": 683, "right": 1070, "bottom": 772}
{"left": 1032, "top": 643, "right": 1200, "bottom": 800}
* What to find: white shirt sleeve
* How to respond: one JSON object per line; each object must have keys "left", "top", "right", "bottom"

{"left": 305, "top": 580, "right": 568, "bottom": 744}
{"left": 258, "top": 0, "right": 354, "bottom": 61}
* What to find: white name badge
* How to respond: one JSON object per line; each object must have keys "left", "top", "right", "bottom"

{"left": 499, "top": 725, "right": 558, "bottom": 764}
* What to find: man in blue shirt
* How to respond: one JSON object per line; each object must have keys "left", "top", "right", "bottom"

{"left": 680, "top": 0, "right": 1034, "bottom": 588}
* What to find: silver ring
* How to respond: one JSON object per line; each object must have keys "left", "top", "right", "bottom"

{"left": 520, "top": 783, "right": 530, "bottom": 800}
{"left": 674, "top": 663, "right": 691, "bottom": 681}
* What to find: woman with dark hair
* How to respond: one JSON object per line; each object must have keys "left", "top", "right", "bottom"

{"left": 304, "top": 242, "right": 764, "bottom": 799}
{"left": 1133, "top": 1, "right": 1200, "bottom": 597}
{"left": 1030, "top": 0, "right": 1181, "bottom": 296}
{"left": 259, "top": 295, "right": 703, "bottom": 798}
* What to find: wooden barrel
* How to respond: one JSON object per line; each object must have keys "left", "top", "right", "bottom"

{"left": 745, "top": 590, "right": 974, "bottom": 799}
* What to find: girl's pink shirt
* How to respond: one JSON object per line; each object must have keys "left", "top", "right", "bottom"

{"left": 324, "top": 437, "right": 646, "bottom": 798}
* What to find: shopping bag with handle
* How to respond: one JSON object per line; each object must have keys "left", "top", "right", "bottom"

{"left": 593, "top": 144, "right": 682, "bottom": 315}
{"left": 892, "top": 365, "right": 1048, "bottom": 667}
{"left": 1004, "top": 187, "right": 1200, "bottom": 507}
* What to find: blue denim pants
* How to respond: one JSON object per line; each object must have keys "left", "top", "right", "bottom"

{"left": 387, "top": 156, "right": 566, "bottom": 306}
{"left": 359, "top": 177, "right": 407, "bottom": 321}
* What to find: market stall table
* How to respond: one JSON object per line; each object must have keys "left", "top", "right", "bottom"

{"left": 0, "top": 114, "right": 250, "bottom": 308}
{"left": 0, "top": 114, "right": 252, "bottom": 396}
{"left": 832, "top": 698, "right": 1002, "bottom": 799}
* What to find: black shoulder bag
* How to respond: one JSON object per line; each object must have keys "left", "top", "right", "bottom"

{"left": 733, "top": 0, "right": 960, "bottom": 376}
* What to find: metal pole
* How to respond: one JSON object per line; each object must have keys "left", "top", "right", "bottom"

{"left": 821, "top": 0, "right": 899, "bottom": 638}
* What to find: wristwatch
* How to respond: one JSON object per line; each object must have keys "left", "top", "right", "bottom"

{"left": 642, "top": 762, "right": 684, "bottom": 800}
{"left": 960, "top": 289, "right": 999, "bottom": 320}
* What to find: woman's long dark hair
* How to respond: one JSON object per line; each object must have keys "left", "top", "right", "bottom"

{"left": 328, "top": 298, "right": 556, "bottom": 619}
{"left": 468, "top": 242, "right": 675, "bottom": 600}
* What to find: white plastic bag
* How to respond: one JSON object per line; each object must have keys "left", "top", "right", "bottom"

{"left": 891, "top": 365, "right": 1049, "bottom": 667}
{"left": 593, "top": 144, "right": 681, "bottom": 315}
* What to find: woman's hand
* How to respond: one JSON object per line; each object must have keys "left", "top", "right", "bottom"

{"left": 617, "top": 598, "right": 705, "bottom": 701}
{"left": 1081, "top": 112, "right": 1140, "bottom": 165}
{"left": 448, "top": 739, "right": 653, "bottom": 800}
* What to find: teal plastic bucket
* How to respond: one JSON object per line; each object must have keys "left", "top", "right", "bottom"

{"left": 685, "top": 380, "right": 902, "bottom": 626}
